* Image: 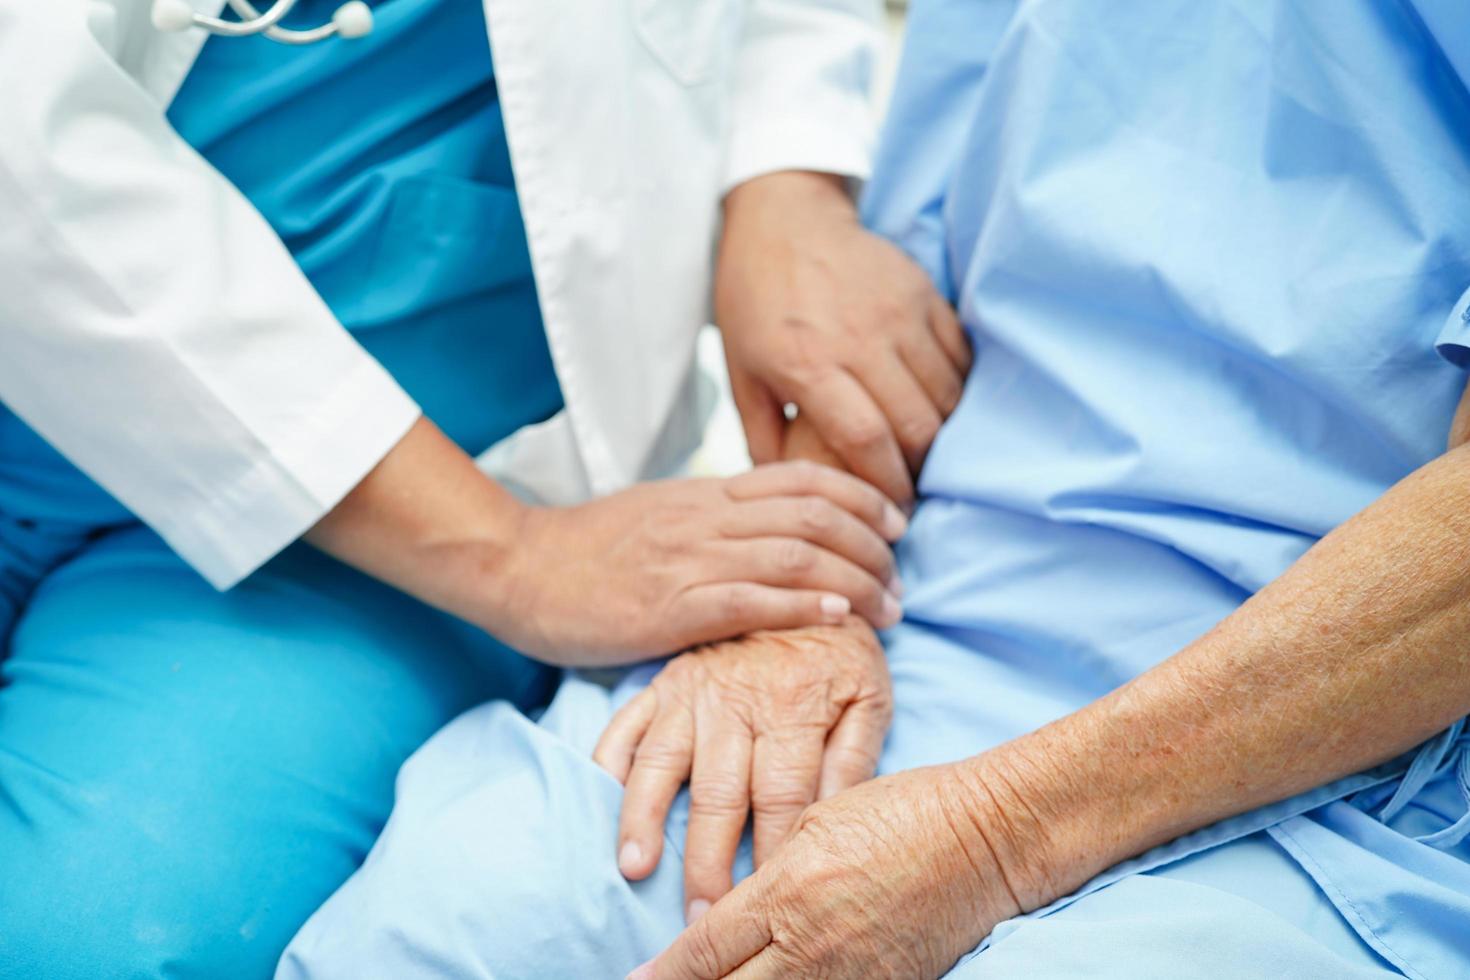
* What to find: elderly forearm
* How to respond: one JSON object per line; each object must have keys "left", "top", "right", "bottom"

{"left": 957, "top": 442, "right": 1470, "bottom": 909}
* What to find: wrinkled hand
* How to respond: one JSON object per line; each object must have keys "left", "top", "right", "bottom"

{"left": 630, "top": 759, "right": 1043, "bottom": 980}
{"left": 494, "top": 463, "right": 905, "bottom": 666}
{"left": 593, "top": 619, "right": 893, "bottom": 922}
{"left": 716, "top": 171, "right": 972, "bottom": 507}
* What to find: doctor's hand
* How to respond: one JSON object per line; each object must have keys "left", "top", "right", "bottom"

{"left": 309, "top": 420, "right": 903, "bottom": 668}
{"left": 716, "top": 171, "right": 972, "bottom": 508}
{"left": 593, "top": 619, "right": 892, "bottom": 923}
{"left": 627, "top": 756, "right": 1046, "bottom": 980}
{"left": 494, "top": 463, "right": 904, "bottom": 666}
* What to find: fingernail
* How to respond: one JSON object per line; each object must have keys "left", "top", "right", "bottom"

{"left": 883, "top": 502, "right": 908, "bottom": 540}
{"left": 887, "top": 573, "right": 904, "bottom": 598}
{"left": 881, "top": 592, "right": 903, "bottom": 627}
{"left": 820, "top": 594, "right": 851, "bottom": 621}
{"left": 619, "top": 840, "right": 643, "bottom": 877}
{"left": 686, "top": 898, "right": 710, "bottom": 925}
{"left": 626, "top": 964, "right": 654, "bottom": 980}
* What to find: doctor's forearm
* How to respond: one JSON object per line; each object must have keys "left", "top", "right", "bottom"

{"left": 305, "top": 417, "right": 528, "bottom": 635}
{"left": 952, "top": 443, "right": 1470, "bottom": 910}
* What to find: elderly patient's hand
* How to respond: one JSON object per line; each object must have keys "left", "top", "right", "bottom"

{"left": 593, "top": 619, "right": 893, "bottom": 924}
{"left": 631, "top": 758, "right": 1040, "bottom": 980}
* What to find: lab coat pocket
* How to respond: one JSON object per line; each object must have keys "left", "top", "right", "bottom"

{"left": 632, "top": 0, "right": 739, "bottom": 86}
{"left": 353, "top": 173, "right": 534, "bottom": 328}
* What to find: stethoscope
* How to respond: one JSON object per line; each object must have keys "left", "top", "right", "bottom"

{"left": 151, "top": 0, "right": 374, "bottom": 44}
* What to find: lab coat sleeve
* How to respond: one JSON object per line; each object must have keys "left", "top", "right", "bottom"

{"left": 0, "top": 3, "right": 420, "bottom": 589}
{"left": 721, "top": 0, "right": 883, "bottom": 192}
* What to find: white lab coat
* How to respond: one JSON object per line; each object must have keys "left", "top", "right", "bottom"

{"left": 0, "top": 0, "right": 880, "bottom": 588}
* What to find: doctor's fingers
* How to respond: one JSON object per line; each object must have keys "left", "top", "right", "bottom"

{"left": 727, "top": 365, "right": 787, "bottom": 466}
{"left": 665, "top": 584, "right": 862, "bottom": 645}
{"left": 681, "top": 710, "right": 756, "bottom": 921}
{"left": 851, "top": 352, "right": 945, "bottom": 475}
{"left": 717, "top": 496, "right": 897, "bottom": 589}
{"left": 617, "top": 703, "right": 694, "bottom": 882}
{"left": 930, "top": 293, "right": 973, "bottom": 378}
{"left": 725, "top": 460, "right": 906, "bottom": 543}
{"left": 784, "top": 371, "right": 914, "bottom": 508}
{"left": 711, "top": 539, "right": 900, "bottom": 631}
{"left": 897, "top": 297, "right": 970, "bottom": 421}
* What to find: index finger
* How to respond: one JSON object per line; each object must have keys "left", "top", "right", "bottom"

{"left": 628, "top": 875, "right": 772, "bottom": 980}
{"left": 594, "top": 688, "right": 658, "bottom": 783}
{"left": 618, "top": 705, "right": 695, "bottom": 881}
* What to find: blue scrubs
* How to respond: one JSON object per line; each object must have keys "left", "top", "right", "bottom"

{"left": 0, "top": 2, "right": 559, "bottom": 975}
{"left": 281, "top": 2, "right": 1470, "bottom": 978}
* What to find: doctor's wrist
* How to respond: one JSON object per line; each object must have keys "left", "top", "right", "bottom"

{"left": 306, "top": 416, "right": 531, "bottom": 638}
{"left": 721, "top": 170, "right": 856, "bottom": 236}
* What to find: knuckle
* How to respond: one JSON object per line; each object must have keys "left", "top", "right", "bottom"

{"left": 774, "top": 339, "right": 827, "bottom": 385}
{"left": 689, "top": 775, "right": 749, "bottom": 813}
{"left": 835, "top": 416, "right": 889, "bottom": 453}
{"left": 796, "top": 497, "right": 833, "bottom": 534}
{"left": 869, "top": 692, "right": 896, "bottom": 727}
{"left": 751, "top": 779, "right": 814, "bottom": 814}
{"left": 685, "top": 925, "right": 725, "bottom": 977}
{"left": 778, "top": 356, "right": 823, "bottom": 391}
{"left": 721, "top": 583, "right": 758, "bottom": 622}
{"left": 647, "top": 515, "right": 692, "bottom": 555}
{"left": 896, "top": 413, "right": 940, "bottom": 447}
{"left": 633, "top": 737, "right": 688, "bottom": 774}
{"left": 827, "top": 743, "right": 880, "bottom": 780}
{"left": 795, "top": 799, "right": 833, "bottom": 833}
{"left": 871, "top": 298, "right": 909, "bottom": 328}
{"left": 777, "top": 540, "right": 816, "bottom": 574}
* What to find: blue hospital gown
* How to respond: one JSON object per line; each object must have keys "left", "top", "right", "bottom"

{"left": 280, "top": 2, "right": 1470, "bottom": 977}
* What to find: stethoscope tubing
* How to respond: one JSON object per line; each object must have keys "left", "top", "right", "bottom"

{"left": 151, "top": 0, "right": 373, "bottom": 44}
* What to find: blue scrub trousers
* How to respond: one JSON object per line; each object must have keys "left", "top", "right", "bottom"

{"left": 0, "top": 512, "right": 550, "bottom": 976}
{"left": 0, "top": 0, "right": 561, "bottom": 973}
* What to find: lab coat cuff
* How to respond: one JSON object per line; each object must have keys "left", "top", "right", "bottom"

{"left": 160, "top": 363, "right": 421, "bottom": 591}
{"left": 1434, "top": 284, "right": 1470, "bottom": 368}
{"left": 721, "top": 105, "right": 876, "bottom": 195}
